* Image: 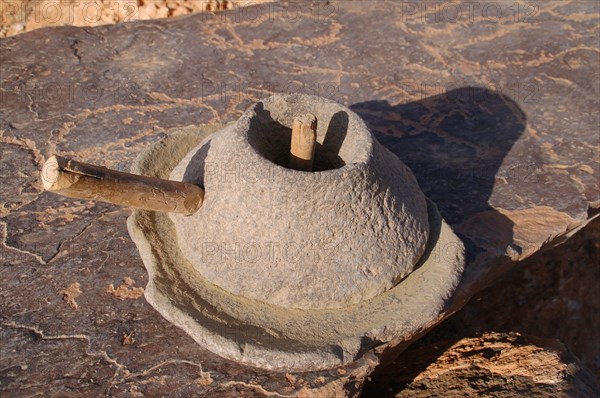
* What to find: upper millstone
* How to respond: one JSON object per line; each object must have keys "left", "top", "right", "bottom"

{"left": 169, "top": 94, "right": 430, "bottom": 309}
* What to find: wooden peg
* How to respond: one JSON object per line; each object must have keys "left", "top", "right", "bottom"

{"left": 41, "top": 155, "right": 204, "bottom": 215}
{"left": 289, "top": 113, "right": 317, "bottom": 171}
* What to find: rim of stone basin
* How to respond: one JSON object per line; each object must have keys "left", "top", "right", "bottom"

{"left": 127, "top": 124, "right": 465, "bottom": 371}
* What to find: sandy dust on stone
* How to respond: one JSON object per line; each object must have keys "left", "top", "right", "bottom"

{"left": 195, "top": 372, "right": 214, "bottom": 386}
{"left": 104, "top": 277, "right": 144, "bottom": 300}
{"left": 59, "top": 282, "right": 82, "bottom": 309}
{"left": 122, "top": 331, "right": 135, "bottom": 345}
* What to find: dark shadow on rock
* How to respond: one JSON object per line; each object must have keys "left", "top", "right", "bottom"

{"left": 352, "top": 87, "right": 527, "bottom": 396}
{"left": 351, "top": 87, "right": 526, "bottom": 264}
{"left": 323, "top": 110, "right": 349, "bottom": 156}
{"left": 182, "top": 141, "right": 210, "bottom": 187}
{"left": 316, "top": 110, "right": 349, "bottom": 170}
{"left": 361, "top": 322, "right": 466, "bottom": 398}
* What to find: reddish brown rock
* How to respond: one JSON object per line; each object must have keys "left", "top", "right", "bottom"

{"left": 1, "top": 1, "right": 598, "bottom": 396}
{"left": 365, "top": 332, "right": 597, "bottom": 398}
{"left": 365, "top": 219, "right": 600, "bottom": 396}
{"left": 452, "top": 218, "right": 600, "bottom": 383}
{"left": 0, "top": 0, "right": 270, "bottom": 38}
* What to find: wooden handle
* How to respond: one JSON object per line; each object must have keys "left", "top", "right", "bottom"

{"left": 289, "top": 113, "right": 317, "bottom": 171}
{"left": 41, "top": 155, "right": 204, "bottom": 215}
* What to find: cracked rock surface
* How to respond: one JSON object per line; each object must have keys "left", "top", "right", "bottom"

{"left": 365, "top": 332, "right": 598, "bottom": 398}
{"left": 1, "top": 1, "right": 598, "bottom": 396}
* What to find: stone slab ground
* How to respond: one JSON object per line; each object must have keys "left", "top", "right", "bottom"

{"left": 1, "top": 1, "right": 598, "bottom": 396}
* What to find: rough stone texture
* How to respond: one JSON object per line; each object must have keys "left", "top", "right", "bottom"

{"left": 0, "top": 0, "right": 598, "bottom": 396}
{"left": 450, "top": 217, "right": 600, "bottom": 385}
{"left": 169, "top": 94, "right": 430, "bottom": 309}
{"left": 0, "top": 0, "right": 271, "bottom": 38}
{"left": 363, "top": 218, "right": 600, "bottom": 396}
{"left": 129, "top": 124, "right": 463, "bottom": 371}
{"left": 364, "top": 332, "right": 598, "bottom": 398}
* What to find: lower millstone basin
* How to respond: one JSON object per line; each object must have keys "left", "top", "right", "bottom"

{"left": 168, "top": 94, "right": 430, "bottom": 310}
{"left": 128, "top": 113, "right": 465, "bottom": 371}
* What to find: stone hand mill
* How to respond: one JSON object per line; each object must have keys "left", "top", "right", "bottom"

{"left": 42, "top": 94, "right": 465, "bottom": 371}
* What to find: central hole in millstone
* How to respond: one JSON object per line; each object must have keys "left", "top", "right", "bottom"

{"left": 247, "top": 107, "right": 353, "bottom": 171}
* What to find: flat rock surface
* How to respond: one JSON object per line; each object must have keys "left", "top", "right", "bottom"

{"left": 1, "top": 1, "right": 598, "bottom": 396}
